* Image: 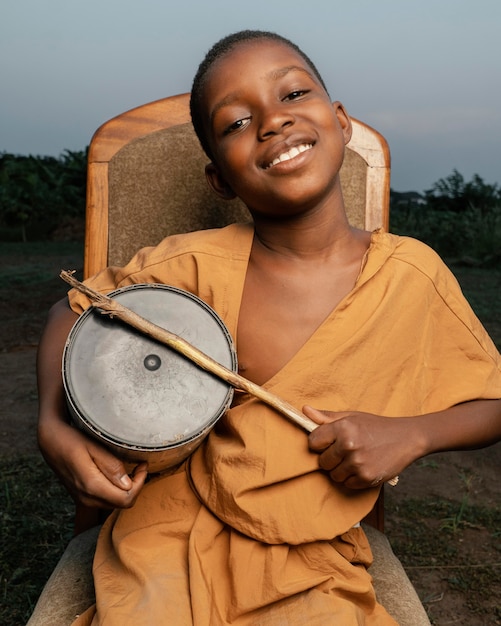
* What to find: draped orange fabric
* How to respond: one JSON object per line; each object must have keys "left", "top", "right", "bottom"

{"left": 69, "top": 224, "right": 501, "bottom": 625}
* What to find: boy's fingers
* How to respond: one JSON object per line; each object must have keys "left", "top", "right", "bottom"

{"left": 78, "top": 461, "right": 148, "bottom": 509}
{"left": 303, "top": 405, "right": 331, "bottom": 425}
{"left": 304, "top": 406, "right": 346, "bottom": 450}
{"left": 130, "top": 463, "right": 149, "bottom": 488}
{"left": 303, "top": 405, "right": 348, "bottom": 425}
{"left": 89, "top": 447, "right": 131, "bottom": 490}
{"left": 88, "top": 443, "right": 148, "bottom": 492}
{"left": 317, "top": 445, "right": 344, "bottom": 471}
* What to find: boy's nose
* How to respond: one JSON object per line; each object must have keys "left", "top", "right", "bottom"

{"left": 258, "top": 106, "right": 294, "bottom": 140}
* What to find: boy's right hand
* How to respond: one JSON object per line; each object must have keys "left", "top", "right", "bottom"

{"left": 37, "top": 297, "right": 148, "bottom": 509}
{"left": 39, "top": 417, "right": 148, "bottom": 509}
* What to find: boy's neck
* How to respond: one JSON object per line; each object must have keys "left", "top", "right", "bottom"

{"left": 251, "top": 206, "right": 356, "bottom": 262}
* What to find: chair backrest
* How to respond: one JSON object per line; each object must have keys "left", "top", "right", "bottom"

{"left": 77, "top": 93, "right": 390, "bottom": 535}
{"left": 84, "top": 93, "right": 390, "bottom": 277}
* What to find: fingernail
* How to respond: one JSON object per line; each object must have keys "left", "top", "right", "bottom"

{"left": 120, "top": 474, "right": 132, "bottom": 489}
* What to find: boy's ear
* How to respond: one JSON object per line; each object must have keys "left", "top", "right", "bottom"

{"left": 332, "top": 101, "right": 352, "bottom": 145}
{"left": 205, "top": 163, "right": 237, "bottom": 200}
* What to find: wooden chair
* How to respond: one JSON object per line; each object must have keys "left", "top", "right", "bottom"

{"left": 83, "top": 93, "right": 389, "bottom": 278}
{"left": 28, "top": 94, "right": 430, "bottom": 626}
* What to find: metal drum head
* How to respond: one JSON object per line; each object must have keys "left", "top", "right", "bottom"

{"left": 63, "top": 284, "right": 237, "bottom": 457}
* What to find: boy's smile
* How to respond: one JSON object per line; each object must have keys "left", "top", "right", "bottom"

{"left": 202, "top": 39, "right": 352, "bottom": 219}
{"left": 263, "top": 143, "right": 313, "bottom": 170}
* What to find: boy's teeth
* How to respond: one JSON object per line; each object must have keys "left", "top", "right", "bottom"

{"left": 269, "top": 143, "right": 311, "bottom": 168}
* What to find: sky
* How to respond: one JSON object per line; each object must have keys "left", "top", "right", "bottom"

{"left": 1, "top": 0, "right": 500, "bottom": 192}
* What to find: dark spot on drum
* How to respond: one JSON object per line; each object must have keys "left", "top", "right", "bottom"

{"left": 143, "top": 354, "right": 162, "bottom": 371}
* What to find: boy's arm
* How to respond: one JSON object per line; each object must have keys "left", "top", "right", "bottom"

{"left": 306, "top": 399, "right": 501, "bottom": 490}
{"left": 37, "top": 297, "right": 147, "bottom": 508}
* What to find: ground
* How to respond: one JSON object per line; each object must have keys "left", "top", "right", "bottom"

{"left": 1, "top": 242, "right": 500, "bottom": 625}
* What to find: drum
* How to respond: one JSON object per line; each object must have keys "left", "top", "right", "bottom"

{"left": 63, "top": 284, "right": 237, "bottom": 472}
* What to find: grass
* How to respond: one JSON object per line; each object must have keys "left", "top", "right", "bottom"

{"left": 454, "top": 266, "right": 501, "bottom": 349}
{"left": 387, "top": 496, "right": 501, "bottom": 620}
{"left": 0, "top": 456, "right": 74, "bottom": 626}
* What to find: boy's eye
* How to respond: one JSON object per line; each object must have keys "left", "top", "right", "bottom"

{"left": 224, "top": 118, "right": 250, "bottom": 135}
{"left": 284, "top": 89, "right": 308, "bottom": 101}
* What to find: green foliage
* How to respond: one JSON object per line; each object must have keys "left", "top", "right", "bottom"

{"left": 424, "top": 169, "right": 500, "bottom": 214}
{"left": 391, "top": 171, "right": 501, "bottom": 264}
{"left": 2, "top": 150, "right": 500, "bottom": 263}
{"left": 0, "top": 149, "right": 87, "bottom": 242}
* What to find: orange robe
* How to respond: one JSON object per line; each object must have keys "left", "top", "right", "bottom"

{"left": 69, "top": 224, "right": 501, "bottom": 625}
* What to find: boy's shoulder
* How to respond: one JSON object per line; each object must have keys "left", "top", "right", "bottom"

{"left": 368, "top": 230, "right": 466, "bottom": 304}
{"left": 141, "top": 222, "right": 254, "bottom": 264}
{"left": 381, "top": 230, "right": 450, "bottom": 279}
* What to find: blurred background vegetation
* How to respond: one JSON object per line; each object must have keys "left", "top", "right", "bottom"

{"left": 390, "top": 169, "right": 501, "bottom": 266}
{"left": 1, "top": 150, "right": 500, "bottom": 267}
{"left": 0, "top": 150, "right": 87, "bottom": 243}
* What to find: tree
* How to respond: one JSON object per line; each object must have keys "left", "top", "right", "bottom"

{"left": 424, "top": 169, "right": 500, "bottom": 215}
{"left": 391, "top": 170, "right": 501, "bottom": 263}
{"left": 0, "top": 150, "right": 87, "bottom": 241}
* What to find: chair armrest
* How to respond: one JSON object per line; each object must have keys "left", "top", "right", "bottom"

{"left": 364, "top": 524, "right": 431, "bottom": 625}
{"left": 26, "top": 526, "right": 99, "bottom": 626}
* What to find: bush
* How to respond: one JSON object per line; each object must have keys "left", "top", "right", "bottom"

{"left": 0, "top": 150, "right": 87, "bottom": 242}
{"left": 391, "top": 171, "right": 501, "bottom": 265}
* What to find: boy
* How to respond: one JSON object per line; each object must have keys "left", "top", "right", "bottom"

{"left": 37, "top": 30, "right": 501, "bottom": 625}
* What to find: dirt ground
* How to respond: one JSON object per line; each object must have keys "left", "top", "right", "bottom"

{"left": 1, "top": 245, "right": 500, "bottom": 625}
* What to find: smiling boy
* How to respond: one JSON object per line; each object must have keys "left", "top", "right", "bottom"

{"left": 37, "top": 31, "right": 501, "bottom": 625}
{"left": 199, "top": 34, "right": 370, "bottom": 390}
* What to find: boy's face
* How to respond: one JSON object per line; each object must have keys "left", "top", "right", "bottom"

{"left": 202, "top": 39, "right": 352, "bottom": 218}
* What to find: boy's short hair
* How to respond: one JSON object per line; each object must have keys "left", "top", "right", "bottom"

{"left": 190, "top": 30, "right": 329, "bottom": 161}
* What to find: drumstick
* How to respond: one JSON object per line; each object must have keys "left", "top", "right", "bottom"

{"left": 60, "top": 270, "right": 399, "bottom": 486}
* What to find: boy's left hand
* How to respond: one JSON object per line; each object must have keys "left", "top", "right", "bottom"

{"left": 304, "top": 405, "right": 416, "bottom": 489}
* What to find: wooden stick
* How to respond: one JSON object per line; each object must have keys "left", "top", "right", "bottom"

{"left": 60, "top": 270, "right": 317, "bottom": 433}
{"left": 60, "top": 270, "right": 399, "bottom": 487}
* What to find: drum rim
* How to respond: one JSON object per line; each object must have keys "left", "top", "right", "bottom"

{"left": 62, "top": 283, "right": 237, "bottom": 451}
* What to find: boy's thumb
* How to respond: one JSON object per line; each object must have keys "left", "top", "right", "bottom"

{"left": 302, "top": 405, "right": 331, "bottom": 425}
